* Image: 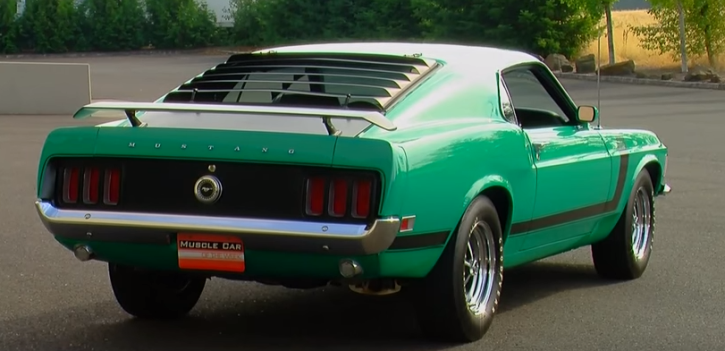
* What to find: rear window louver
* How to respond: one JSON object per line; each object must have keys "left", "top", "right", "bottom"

{"left": 162, "top": 52, "right": 439, "bottom": 112}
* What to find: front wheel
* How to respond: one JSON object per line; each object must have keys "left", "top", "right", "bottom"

{"left": 109, "top": 263, "right": 206, "bottom": 319}
{"left": 410, "top": 196, "right": 504, "bottom": 343}
{"left": 592, "top": 169, "right": 655, "bottom": 280}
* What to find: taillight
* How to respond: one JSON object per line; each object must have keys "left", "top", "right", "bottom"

{"left": 62, "top": 167, "right": 80, "bottom": 203}
{"left": 104, "top": 169, "right": 121, "bottom": 205}
{"left": 59, "top": 164, "right": 121, "bottom": 206}
{"left": 304, "top": 175, "right": 375, "bottom": 219}
{"left": 305, "top": 177, "right": 325, "bottom": 216}
{"left": 83, "top": 167, "right": 101, "bottom": 204}
{"left": 328, "top": 179, "right": 348, "bottom": 217}
{"left": 352, "top": 180, "right": 372, "bottom": 218}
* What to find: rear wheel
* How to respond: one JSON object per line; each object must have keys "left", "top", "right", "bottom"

{"left": 411, "top": 196, "right": 504, "bottom": 343}
{"left": 592, "top": 170, "right": 655, "bottom": 280}
{"left": 109, "top": 263, "right": 206, "bottom": 319}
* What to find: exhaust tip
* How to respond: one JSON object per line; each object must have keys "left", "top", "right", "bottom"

{"left": 73, "top": 245, "right": 94, "bottom": 262}
{"left": 339, "top": 259, "right": 363, "bottom": 278}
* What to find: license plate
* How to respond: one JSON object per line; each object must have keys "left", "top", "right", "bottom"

{"left": 176, "top": 233, "right": 245, "bottom": 273}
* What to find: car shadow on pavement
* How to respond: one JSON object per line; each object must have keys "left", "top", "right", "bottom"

{"left": 497, "top": 261, "right": 620, "bottom": 314}
{"left": 0, "top": 261, "right": 617, "bottom": 351}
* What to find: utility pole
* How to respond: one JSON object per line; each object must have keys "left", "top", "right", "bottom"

{"left": 677, "top": 1, "right": 688, "bottom": 73}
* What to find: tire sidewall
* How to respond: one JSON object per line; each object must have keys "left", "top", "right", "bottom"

{"left": 450, "top": 196, "right": 504, "bottom": 340}
{"left": 109, "top": 264, "right": 206, "bottom": 319}
{"left": 623, "top": 171, "right": 655, "bottom": 274}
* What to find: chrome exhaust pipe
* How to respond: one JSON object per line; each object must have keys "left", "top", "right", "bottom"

{"left": 73, "top": 245, "right": 94, "bottom": 262}
{"left": 338, "top": 259, "right": 363, "bottom": 278}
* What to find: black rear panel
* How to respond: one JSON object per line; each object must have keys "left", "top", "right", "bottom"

{"left": 48, "top": 157, "right": 382, "bottom": 225}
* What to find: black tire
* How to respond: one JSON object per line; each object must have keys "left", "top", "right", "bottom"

{"left": 592, "top": 169, "right": 655, "bottom": 280}
{"left": 109, "top": 263, "right": 206, "bottom": 319}
{"left": 411, "top": 196, "right": 504, "bottom": 343}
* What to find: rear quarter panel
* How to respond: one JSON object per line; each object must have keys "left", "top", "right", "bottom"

{"left": 394, "top": 120, "right": 536, "bottom": 235}
{"left": 362, "top": 67, "right": 538, "bottom": 276}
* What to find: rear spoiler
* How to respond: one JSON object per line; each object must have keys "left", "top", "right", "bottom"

{"left": 72, "top": 101, "right": 397, "bottom": 135}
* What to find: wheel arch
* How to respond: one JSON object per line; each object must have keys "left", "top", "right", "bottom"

{"left": 462, "top": 175, "right": 514, "bottom": 244}
{"left": 479, "top": 186, "right": 513, "bottom": 243}
{"left": 633, "top": 154, "right": 662, "bottom": 192}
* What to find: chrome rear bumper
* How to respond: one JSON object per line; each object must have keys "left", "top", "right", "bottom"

{"left": 35, "top": 200, "right": 400, "bottom": 255}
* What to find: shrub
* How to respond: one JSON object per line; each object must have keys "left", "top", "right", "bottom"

{"left": 415, "top": 0, "right": 601, "bottom": 58}
{"left": 16, "top": 0, "right": 84, "bottom": 53}
{"left": 78, "top": 0, "right": 146, "bottom": 51}
{"left": 0, "top": 0, "right": 19, "bottom": 53}
{"left": 144, "top": 0, "right": 219, "bottom": 49}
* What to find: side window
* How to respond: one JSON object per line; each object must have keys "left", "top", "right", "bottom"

{"left": 498, "top": 78, "right": 517, "bottom": 124}
{"left": 502, "top": 68, "right": 571, "bottom": 129}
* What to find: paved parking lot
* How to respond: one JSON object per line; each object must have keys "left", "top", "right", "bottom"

{"left": 0, "top": 54, "right": 722, "bottom": 351}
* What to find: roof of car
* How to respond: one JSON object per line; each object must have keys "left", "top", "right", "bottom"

{"left": 257, "top": 42, "right": 540, "bottom": 73}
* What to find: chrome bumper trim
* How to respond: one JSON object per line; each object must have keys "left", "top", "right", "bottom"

{"left": 35, "top": 200, "right": 401, "bottom": 255}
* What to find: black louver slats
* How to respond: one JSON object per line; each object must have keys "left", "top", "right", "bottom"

{"left": 188, "top": 75, "right": 404, "bottom": 89}
{"left": 177, "top": 80, "right": 395, "bottom": 97}
{"left": 162, "top": 51, "right": 438, "bottom": 111}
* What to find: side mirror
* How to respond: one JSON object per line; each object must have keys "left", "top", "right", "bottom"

{"left": 577, "top": 105, "right": 598, "bottom": 123}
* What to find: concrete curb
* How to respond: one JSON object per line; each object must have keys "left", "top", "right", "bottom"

{"left": 553, "top": 72, "right": 725, "bottom": 90}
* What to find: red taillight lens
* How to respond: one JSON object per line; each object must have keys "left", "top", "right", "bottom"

{"left": 305, "top": 177, "right": 325, "bottom": 216}
{"left": 83, "top": 167, "right": 101, "bottom": 204}
{"left": 328, "top": 179, "right": 348, "bottom": 217}
{"left": 305, "top": 175, "right": 374, "bottom": 218}
{"left": 352, "top": 180, "right": 372, "bottom": 218}
{"left": 104, "top": 169, "right": 121, "bottom": 205}
{"left": 62, "top": 167, "right": 80, "bottom": 203}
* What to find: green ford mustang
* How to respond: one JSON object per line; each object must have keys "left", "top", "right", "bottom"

{"left": 35, "top": 42, "right": 670, "bottom": 343}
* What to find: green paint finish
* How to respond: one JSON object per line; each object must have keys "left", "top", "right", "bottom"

{"left": 38, "top": 43, "right": 671, "bottom": 282}
{"left": 379, "top": 246, "right": 445, "bottom": 277}
{"left": 520, "top": 126, "right": 612, "bottom": 248}
{"left": 55, "top": 237, "right": 181, "bottom": 271}
{"left": 93, "top": 127, "right": 337, "bottom": 166}
{"left": 36, "top": 127, "right": 99, "bottom": 197}
{"left": 331, "top": 136, "right": 406, "bottom": 216}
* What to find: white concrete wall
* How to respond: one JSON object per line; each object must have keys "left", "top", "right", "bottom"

{"left": 0, "top": 62, "right": 92, "bottom": 115}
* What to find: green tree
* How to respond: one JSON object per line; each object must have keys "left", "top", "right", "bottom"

{"left": 416, "top": 0, "right": 602, "bottom": 58}
{"left": 78, "top": 0, "right": 146, "bottom": 51}
{"left": 631, "top": 0, "right": 725, "bottom": 68}
{"left": 0, "top": 0, "right": 19, "bottom": 53}
{"left": 17, "top": 0, "right": 85, "bottom": 53}
{"left": 227, "top": 0, "right": 423, "bottom": 47}
{"left": 145, "top": 0, "right": 219, "bottom": 49}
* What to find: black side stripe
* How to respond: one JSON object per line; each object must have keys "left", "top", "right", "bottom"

{"left": 386, "top": 139, "right": 630, "bottom": 248}
{"left": 509, "top": 152, "right": 630, "bottom": 235}
{"left": 388, "top": 231, "right": 449, "bottom": 250}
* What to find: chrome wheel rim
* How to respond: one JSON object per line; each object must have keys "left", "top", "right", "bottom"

{"left": 631, "top": 187, "right": 652, "bottom": 259}
{"left": 463, "top": 221, "right": 497, "bottom": 314}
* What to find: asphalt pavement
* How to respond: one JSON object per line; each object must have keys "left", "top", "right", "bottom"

{"left": 0, "top": 54, "right": 722, "bottom": 351}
